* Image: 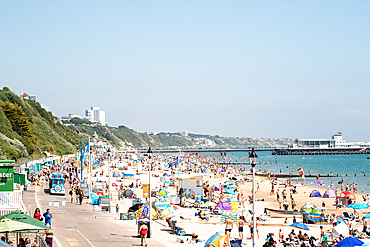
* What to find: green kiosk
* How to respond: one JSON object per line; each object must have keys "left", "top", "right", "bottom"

{"left": 0, "top": 160, "right": 15, "bottom": 192}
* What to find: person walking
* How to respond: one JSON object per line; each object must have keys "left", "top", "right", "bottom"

{"left": 43, "top": 229, "right": 54, "bottom": 247}
{"left": 139, "top": 223, "right": 148, "bottom": 247}
{"left": 76, "top": 187, "right": 81, "bottom": 204}
{"left": 237, "top": 216, "right": 245, "bottom": 239}
{"left": 363, "top": 217, "right": 368, "bottom": 233}
{"left": 79, "top": 190, "right": 84, "bottom": 205}
{"left": 34, "top": 208, "right": 41, "bottom": 221}
{"left": 69, "top": 188, "right": 74, "bottom": 203}
{"left": 43, "top": 209, "right": 53, "bottom": 228}
{"left": 224, "top": 216, "right": 233, "bottom": 238}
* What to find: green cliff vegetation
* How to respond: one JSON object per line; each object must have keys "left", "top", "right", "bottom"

{"left": 0, "top": 87, "right": 83, "bottom": 161}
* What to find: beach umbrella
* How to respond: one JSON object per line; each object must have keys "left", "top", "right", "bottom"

{"left": 138, "top": 206, "right": 157, "bottom": 218}
{"left": 224, "top": 189, "right": 236, "bottom": 195}
{"left": 161, "top": 207, "right": 175, "bottom": 217}
{"left": 300, "top": 203, "right": 316, "bottom": 213}
{"left": 363, "top": 214, "right": 370, "bottom": 219}
{"left": 346, "top": 203, "right": 368, "bottom": 210}
{"left": 128, "top": 204, "right": 142, "bottom": 213}
{"left": 0, "top": 219, "right": 46, "bottom": 233}
{"left": 290, "top": 222, "right": 310, "bottom": 231}
{"left": 204, "top": 232, "right": 230, "bottom": 247}
{"left": 340, "top": 191, "right": 356, "bottom": 199}
{"left": 335, "top": 237, "right": 363, "bottom": 247}
{"left": 158, "top": 189, "right": 169, "bottom": 198}
{"left": 166, "top": 211, "right": 183, "bottom": 219}
{"left": 0, "top": 211, "right": 50, "bottom": 230}
{"left": 315, "top": 206, "right": 328, "bottom": 211}
{"left": 224, "top": 181, "right": 235, "bottom": 184}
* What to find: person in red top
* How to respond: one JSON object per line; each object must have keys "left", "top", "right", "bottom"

{"left": 139, "top": 223, "right": 148, "bottom": 247}
{"left": 34, "top": 208, "right": 41, "bottom": 221}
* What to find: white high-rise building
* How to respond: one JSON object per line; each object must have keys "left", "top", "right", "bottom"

{"left": 85, "top": 106, "right": 106, "bottom": 125}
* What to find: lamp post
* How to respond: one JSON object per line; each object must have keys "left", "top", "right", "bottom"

{"left": 147, "top": 147, "right": 153, "bottom": 238}
{"left": 249, "top": 148, "right": 258, "bottom": 247}
{"left": 107, "top": 148, "right": 112, "bottom": 213}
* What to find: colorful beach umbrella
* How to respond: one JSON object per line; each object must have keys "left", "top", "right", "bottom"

{"left": 346, "top": 203, "right": 368, "bottom": 210}
{"left": 290, "top": 222, "right": 310, "bottom": 231}
{"left": 158, "top": 189, "right": 169, "bottom": 198}
{"left": 204, "top": 232, "right": 230, "bottom": 247}
{"left": 138, "top": 206, "right": 157, "bottom": 218}
{"left": 340, "top": 191, "right": 356, "bottom": 199}
{"left": 161, "top": 206, "right": 175, "bottom": 217}
{"left": 166, "top": 211, "right": 184, "bottom": 219}
{"left": 335, "top": 237, "right": 363, "bottom": 247}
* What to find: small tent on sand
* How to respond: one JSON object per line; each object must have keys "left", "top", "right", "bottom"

{"left": 323, "top": 189, "right": 336, "bottom": 198}
{"left": 310, "top": 190, "right": 322, "bottom": 197}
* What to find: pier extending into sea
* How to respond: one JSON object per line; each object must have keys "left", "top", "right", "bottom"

{"left": 133, "top": 147, "right": 370, "bottom": 155}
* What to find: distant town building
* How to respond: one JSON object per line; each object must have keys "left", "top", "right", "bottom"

{"left": 179, "top": 131, "right": 189, "bottom": 137}
{"left": 192, "top": 138, "right": 215, "bottom": 147}
{"left": 85, "top": 106, "right": 106, "bottom": 126}
{"left": 20, "top": 93, "right": 36, "bottom": 102}
{"left": 61, "top": 113, "right": 90, "bottom": 121}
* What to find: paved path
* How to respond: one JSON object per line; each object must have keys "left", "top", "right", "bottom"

{"left": 24, "top": 183, "right": 165, "bottom": 247}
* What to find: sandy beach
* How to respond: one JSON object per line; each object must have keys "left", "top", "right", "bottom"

{"left": 95, "top": 154, "right": 370, "bottom": 247}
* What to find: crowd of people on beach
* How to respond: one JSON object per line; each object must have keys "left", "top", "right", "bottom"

{"left": 5, "top": 151, "right": 370, "bottom": 247}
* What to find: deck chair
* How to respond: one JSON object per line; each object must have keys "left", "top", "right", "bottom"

{"left": 343, "top": 212, "right": 350, "bottom": 220}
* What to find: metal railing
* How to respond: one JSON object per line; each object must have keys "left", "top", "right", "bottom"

{"left": 35, "top": 232, "right": 48, "bottom": 247}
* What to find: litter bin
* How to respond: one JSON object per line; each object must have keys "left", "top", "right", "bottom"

{"left": 138, "top": 220, "right": 150, "bottom": 238}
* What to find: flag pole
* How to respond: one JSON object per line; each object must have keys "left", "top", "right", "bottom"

{"left": 80, "top": 135, "right": 83, "bottom": 183}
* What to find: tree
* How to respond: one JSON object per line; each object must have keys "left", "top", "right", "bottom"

{"left": 1, "top": 101, "right": 34, "bottom": 139}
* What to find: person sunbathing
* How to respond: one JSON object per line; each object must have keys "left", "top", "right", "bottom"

{"left": 199, "top": 211, "right": 209, "bottom": 221}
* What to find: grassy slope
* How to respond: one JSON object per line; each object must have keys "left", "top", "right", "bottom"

{"left": 0, "top": 88, "right": 82, "bottom": 161}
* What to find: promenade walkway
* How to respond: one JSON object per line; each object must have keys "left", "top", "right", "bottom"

{"left": 23, "top": 183, "right": 165, "bottom": 247}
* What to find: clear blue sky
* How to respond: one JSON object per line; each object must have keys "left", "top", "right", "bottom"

{"left": 1, "top": 1, "right": 369, "bottom": 141}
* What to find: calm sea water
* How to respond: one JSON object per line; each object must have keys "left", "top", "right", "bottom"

{"left": 209, "top": 151, "right": 370, "bottom": 193}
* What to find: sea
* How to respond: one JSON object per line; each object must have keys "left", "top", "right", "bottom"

{"left": 208, "top": 151, "right": 370, "bottom": 193}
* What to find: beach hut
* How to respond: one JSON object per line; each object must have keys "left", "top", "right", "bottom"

{"left": 323, "top": 189, "right": 337, "bottom": 198}
{"left": 216, "top": 201, "right": 232, "bottom": 211}
{"left": 204, "top": 232, "right": 230, "bottom": 247}
{"left": 310, "top": 190, "right": 321, "bottom": 197}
